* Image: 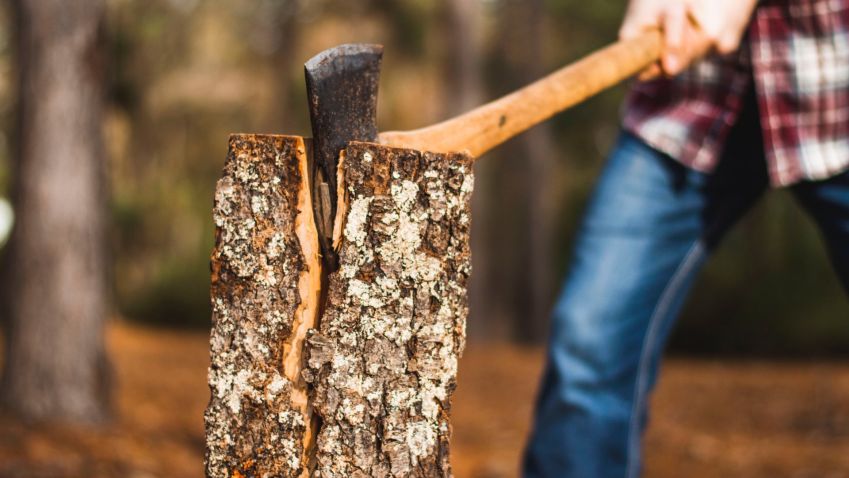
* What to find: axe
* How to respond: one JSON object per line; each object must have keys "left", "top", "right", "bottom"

{"left": 305, "top": 31, "right": 661, "bottom": 266}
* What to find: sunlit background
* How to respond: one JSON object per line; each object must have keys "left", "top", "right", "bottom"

{"left": 0, "top": 0, "right": 848, "bottom": 477}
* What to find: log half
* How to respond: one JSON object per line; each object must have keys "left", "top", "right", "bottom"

{"left": 305, "top": 142, "right": 474, "bottom": 477}
{"left": 206, "top": 134, "right": 321, "bottom": 478}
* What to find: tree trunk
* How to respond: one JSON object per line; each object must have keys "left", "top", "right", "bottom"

{"left": 206, "top": 137, "right": 474, "bottom": 477}
{"left": 1, "top": 0, "right": 110, "bottom": 423}
{"left": 493, "top": 0, "right": 555, "bottom": 343}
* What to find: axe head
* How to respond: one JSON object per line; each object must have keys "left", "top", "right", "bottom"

{"left": 305, "top": 43, "right": 383, "bottom": 194}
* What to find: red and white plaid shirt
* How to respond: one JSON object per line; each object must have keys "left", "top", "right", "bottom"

{"left": 623, "top": 0, "right": 849, "bottom": 187}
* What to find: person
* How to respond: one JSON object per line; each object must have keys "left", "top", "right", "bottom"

{"left": 523, "top": 0, "right": 849, "bottom": 476}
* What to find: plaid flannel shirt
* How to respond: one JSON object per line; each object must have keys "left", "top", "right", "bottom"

{"left": 622, "top": 0, "right": 849, "bottom": 187}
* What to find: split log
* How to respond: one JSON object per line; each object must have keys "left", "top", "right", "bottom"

{"left": 305, "top": 143, "right": 474, "bottom": 477}
{"left": 206, "top": 136, "right": 474, "bottom": 478}
{"left": 206, "top": 134, "right": 321, "bottom": 478}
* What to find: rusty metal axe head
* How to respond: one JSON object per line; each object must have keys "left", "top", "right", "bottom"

{"left": 305, "top": 43, "right": 383, "bottom": 192}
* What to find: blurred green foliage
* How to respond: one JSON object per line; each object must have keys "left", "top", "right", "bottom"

{"left": 0, "top": 0, "right": 845, "bottom": 354}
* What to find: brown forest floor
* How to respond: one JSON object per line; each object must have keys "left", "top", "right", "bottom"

{"left": 2, "top": 322, "right": 849, "bottom": 478}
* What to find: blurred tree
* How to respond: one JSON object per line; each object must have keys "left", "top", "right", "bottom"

{"left": 440, "top": 0, "right": 482, "bottom": 116}
{"left": 520, "top": 0, "right": 557, "bottom": 343}
{"left": 488, "top": 0, "right": 556, "bottom": 342}
{"left": 439, "top": 0, "right": 493, "bottom": 341}
{"left": 270, "top": 0, "right": 301, "bottom": 132}
{"left": 1, "top": 0, "right": 110, "bottom": 422}
{"left": 235, "top": 0, "right": 302, "bottom": 131}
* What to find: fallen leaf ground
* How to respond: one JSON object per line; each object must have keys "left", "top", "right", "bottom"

{"left": 1, "top": 322, "right": 848, "bottom": 477}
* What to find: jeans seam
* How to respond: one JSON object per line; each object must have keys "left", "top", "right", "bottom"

{"left": 625, "top": 240, "right": 705, "bottom": 478}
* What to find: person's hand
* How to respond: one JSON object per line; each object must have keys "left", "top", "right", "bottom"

{"left": 619, "top": 0, "right": 758, "bottom": 77}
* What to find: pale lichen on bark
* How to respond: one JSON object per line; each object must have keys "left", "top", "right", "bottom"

{"left": 206, "top": 134, "right": 320, "bottom": 478}
{"left": 305, "top": 142, "right": 474, "bottom": 477}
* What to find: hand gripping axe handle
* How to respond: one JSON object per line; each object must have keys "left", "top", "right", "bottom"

{"left": 379, "top": 30, "right": 662, "bottom": 156}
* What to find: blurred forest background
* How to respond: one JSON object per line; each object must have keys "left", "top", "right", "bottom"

{"left": 0, "top": 0, "right": 848, "bottom": 477}
{"left": 1, "top": 0, "right": 845, "bottom": 354}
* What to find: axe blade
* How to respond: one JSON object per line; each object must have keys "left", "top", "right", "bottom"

{"left": 305, "top": 43, "right": 383, "bottom": 194}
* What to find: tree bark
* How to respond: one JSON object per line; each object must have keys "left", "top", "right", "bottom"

{"left": 306, "top": 143, "right": 473, "bottom": 477}
{"left": 206, "top": 138, "right": 474, "bottom": 477}
{"left": 1, "top": 0, "right": 110, "bottom": 423}
{"left": 206, "top": 135, "right": 321, "bottom": 478}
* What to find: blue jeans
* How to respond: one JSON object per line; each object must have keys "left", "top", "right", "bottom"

{"left": 523, "top": 118, "right": 849, "bottom": 475}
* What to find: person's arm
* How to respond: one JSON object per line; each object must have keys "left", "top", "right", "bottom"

{"left": 620, "top": 0, "right": 758, "bottom": 77}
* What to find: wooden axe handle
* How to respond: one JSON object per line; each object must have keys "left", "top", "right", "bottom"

{"left": 378, "top": 30, "right": 662, "bottom": 158}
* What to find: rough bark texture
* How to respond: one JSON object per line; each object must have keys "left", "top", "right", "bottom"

{"left": 305, "top": 142, "right": 474, "bottom": 477}
{"left": 1, "top": 0, "right": 110, "bottom": 423}
{"left": 206, "top": 134, "right": 321, "bottom": 478}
